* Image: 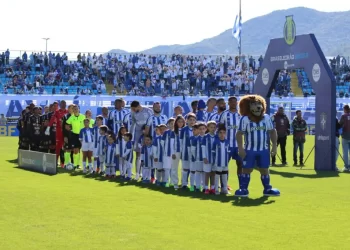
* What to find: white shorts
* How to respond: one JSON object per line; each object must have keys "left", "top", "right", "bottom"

{"left": 81, "top": 142, "right": 94, "bottom": 152}
{"left": 190, "top": 161, "right": 196, "bottom": 172}
{"left": 93, "top": 147, "right": 98, "bottom": 158}
{"left": 182, "top": 160, "right": 190, "bottom": 170}
{"left": 194, "top": 161, "right": 203, "bottom": 172}
{"left": 154, "top": 162, "right": 163, "bottom": 170}
{"left": 203, "top": 163, "right": 214, "bottom": 173}
{"left": 163, "top": 156, "right": 172, "bottom": 170}
{"left": 99, "top": 155, "right": 105, "bottom": 164}
{"left": 214, "top": 166, "right": 229, "bottom": 172}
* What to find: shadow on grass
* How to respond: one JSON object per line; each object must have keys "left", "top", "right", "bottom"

{"left": 270, "top": 169, "right": 340, "bottom": 179}
{"left": 59, "top": 168, "right": 277, "bottom": 207}
{"left": 13, "top": 166, "right": 56, "bottom": 176}
{"left": 7, "top": 159, "right": 18, "bottom": 164}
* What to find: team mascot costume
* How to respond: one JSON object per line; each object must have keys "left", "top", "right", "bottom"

{"left": 234, "top": 95, "right": 280, "bottom": 197}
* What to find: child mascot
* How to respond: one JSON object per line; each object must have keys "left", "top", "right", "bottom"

{"left": 235, "top": 95, "right": 280, "bottom": 197}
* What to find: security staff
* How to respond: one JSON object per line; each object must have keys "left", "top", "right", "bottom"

{"left": 271, "top": 106, "right": 290, "bottom": 165}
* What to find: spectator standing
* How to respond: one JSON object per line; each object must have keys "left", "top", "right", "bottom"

{"left": 0, "top": 114, "right": 7, "bottom": 125}
{"left": 271, "top": 106, "right": 290, "bottom": 165}
{"left": 292, "top": 110, "right": 307, "bottom": 166}
{"left": 339, "top": 105, "right": 350, "bottom": 171}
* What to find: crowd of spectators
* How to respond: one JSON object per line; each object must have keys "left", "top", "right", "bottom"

{"left": 2, "top": 48, "right": 348, "bottom": 97}
{"left": 0, "top": 49, "right": 267, "bottom": 96}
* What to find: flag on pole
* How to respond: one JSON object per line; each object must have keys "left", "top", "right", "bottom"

{"left": 232, "top": 14, "right": 242, "bottom": 47}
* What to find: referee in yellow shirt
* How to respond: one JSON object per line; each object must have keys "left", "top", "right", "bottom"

{"left": 66, "top": 105, "right": 86, "bottom": 169}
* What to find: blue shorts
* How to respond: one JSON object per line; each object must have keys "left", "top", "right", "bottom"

{"left": 230, "top": 147, "right": 242, "bottom": 161}
{"left": 242, "top": 150, "right": 270, "bottom": 169}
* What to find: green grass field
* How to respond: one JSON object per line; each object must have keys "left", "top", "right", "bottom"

{"left": 1, "top": 136, "right": 350, "bottom": 250}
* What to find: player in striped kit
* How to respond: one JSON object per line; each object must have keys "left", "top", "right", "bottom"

{"left": 202, "top": 121, "right": 217, "bottom": 194}
{"left": 204, "top": 98, "right": 217, "bottom": 122}
{"left": 180, "top": 113, "right": 196, "bottom": 189}
{"left": 161, "top": 118, "right": 175, "bottom": 187}
{"left": 97, "top": 125, "right": 108, "bottom": 175}
{"left": 122, "top": 133, "right": 134, "bottom": 181}
{"left": 191, "top": 123, "right": 207, "bottom": 192}
{"left": 136, "top": 125, "right": 147, "bottom": 180}
{"left": 140, "top": 135, "right": 153, "bottom": 183}
{"left": 170, "top": 115, "right": 185, "bottom": 189}
{"left": 145, "top": 102, "right": 167, "bottom": 181}
{"left": 152, "top": 125, "right": 165, "bottom": 185}
{"left": 212, "top": 127, "right": 231, "bottom": 195}
{"left": 189, "top": 124, "right": 200, "bottom": 191}
{"left": 219, "top": 96, "right": 243, "bottom": 190}
{"left": 235, "top": 96, "right": 280, "bottom": 197}
{"left": 108, "top": 98, "right": 129, "bottom": 135}
{"left": 79, "top": 119, "right": 94, "bottom": 173}
{"left": 123, "top": 112, "right": 133, "bottom": 134}
{"left": 208, "top": 98, "right": 226, "bottom": 124}
{"left": 105, "top": 135, "right": 117, "bottom": 178}
{"left": 92, "top": 116, "right": 103, "bottom": 173}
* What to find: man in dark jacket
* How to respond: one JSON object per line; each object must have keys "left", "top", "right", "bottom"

{"left": 271, "top": 106, "right": 290, "bottom": 165}
{"left": 292, "top": 110, "right": 307, "bottom": 166}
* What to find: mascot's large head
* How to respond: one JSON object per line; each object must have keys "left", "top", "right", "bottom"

{"left": 238, "top": 95, "right": 267, "bottom": 123}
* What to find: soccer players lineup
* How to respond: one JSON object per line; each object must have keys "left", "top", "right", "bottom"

{"left": 18, "top": 96, "right": 281, "bottom": 197}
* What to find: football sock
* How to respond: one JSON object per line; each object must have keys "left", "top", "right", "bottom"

{"left": 88, "top": 163, "right": 92, "bottom": 172}
{"left": 136, "top": 157, "right": 141, "bottom": 176}
{"left": 195, "top": 172, "right": 201, "bottom": 189}
{"left": 82, "top": 161, "right": 86, "bottom": 171}
{"left": 151, "top": 169, "right": 155, "bottom": 179}
{"left": 215, "top": 174, "right": 220, "bottom": 192}
{"left": 241, "top": 173, "right": 251, "bottom": 190}
{"left": 238, "top": 174, "right": 243, "bottom": 189}
{"left": 73, "top": 154, "right": 80, "bottom": 167}
{"left": 222, "top": 174, "right": 228, "bottom": 191}
{"left": 156, "top": 170, "right": 162, "bottom": 182}
{"left": 190, "top": 171, "right": 195, "bottom": 187}
{"left": 261, "top": 174, "right": 272, "bottom": 190}
{"left": 64, "top": 152, "right": 71, "bottom": 165}
{"left": 93, "top": 160, "right": 97, "bottom": 171}
{"left": 163, "top": 169, "right": 170, "bottom": 183}
{"left": 181, "top": 170, "right": 188, "bottom": 186}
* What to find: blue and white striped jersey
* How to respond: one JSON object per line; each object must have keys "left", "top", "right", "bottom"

{"left": 201, "top": 133, "right": 217, "bottom": 164}
{"left": 108, "top": 108, "right": 129, "bottom": 134}
{"left": 92, "top": 126, "right": 101, "bottom": 148}
{"left": 152, "top": 135, "right": 163, "bottom": 163}
{"left": 105, "top": 143, "right": 116, "bottom": 165}
{"left": 208, "top": 112, "right": 223, "bottom": 124}
{"left": 190, "top": 135, "right": 204, "bottom": 162}
{"left": 170, "top": 128, "right": 182, "bottom": 154}
{"left": 238, "top": 114, "right": 274, "bottom": 151}
{"left": 145, "top": 114, "right": 168, "bottom": 138}
{"left": 180, "top": 126, "right": 193, "bottom": 161}
{"left": 123, "top": 141, "right": 134, "bottom": 163}
{"left": 219, "top": 110, "right": 241, "bottom": 148}
{"left": 123, "top": 112, "right": 133, "bottom": 133}
{"left": 97, "top": 135, "right": 107, "bottom": 156}
{"left": 116, "top": 137, "right": 126, "bottom": 156}
{"left": 141, "top": 145, "right": 153, "bottom": 168}
{"left": 161, "top": 129, "right": 172, "bottom": 157}
{"left": 204, "top": 110, "right": 217, "bottom": 122}
{"left": 79, "top": 128, "right": 94, "bottom": 143}
{"left": 212, "top": 138, "right": 230, "bottom": 168}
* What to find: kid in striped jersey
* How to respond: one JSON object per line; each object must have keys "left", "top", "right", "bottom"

{"left": 170, "top": 115, "right": 185, "bottom": 189}
{"left": 161, "top": 118, "right": 175, "bottom": 187}
{"left": 191, "top": 123, "right": 207, "bottom": 192}
{"left": 152, "top": 125, "right": 166, "bottom": 185}
{"left": 92, "top": 116, "right": 104, "bottom": 173}
{"left": 180, "top": 113, "right": 196, "bottom": 189}
{"left": 97, "top": 125, "right": 108, "bottom": 175}
{"left": 79, "top": 119, "right": 94, "bottom": 173}
{"left": 212, "top": 127, "right": 231, "bottom": 195}
{"left": 141, "top": 135, "right": 153, "bottom": 183}
{"left": 122, "top": 132, "right": 133, "bottom": 181}
{"left": 189, "top": 124, "right": 200, "bottom": 191}
{"left": 105, "top": 135, "right": 117, "bottom": 178}
{"left": 202, "top": 121, "right": 217, "bottom": 194}
{"left": 116, "top": 126, "right": 127, "bottom": 178}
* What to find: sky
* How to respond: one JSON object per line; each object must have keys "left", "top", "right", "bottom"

{"left": 1, "top": 0, "right": 349, "bottom": 54}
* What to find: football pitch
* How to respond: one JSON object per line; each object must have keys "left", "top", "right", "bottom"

{"left": 1, "top": 136, "right": 350, "bottom": 250}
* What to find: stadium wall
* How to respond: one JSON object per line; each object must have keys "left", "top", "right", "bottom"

{"left": 0, "top": 95, "right": 347, "bottom": 136}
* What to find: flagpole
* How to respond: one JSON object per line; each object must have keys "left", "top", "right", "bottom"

{"left": 239, "top": 0, "right": 242, "bottom": 61}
